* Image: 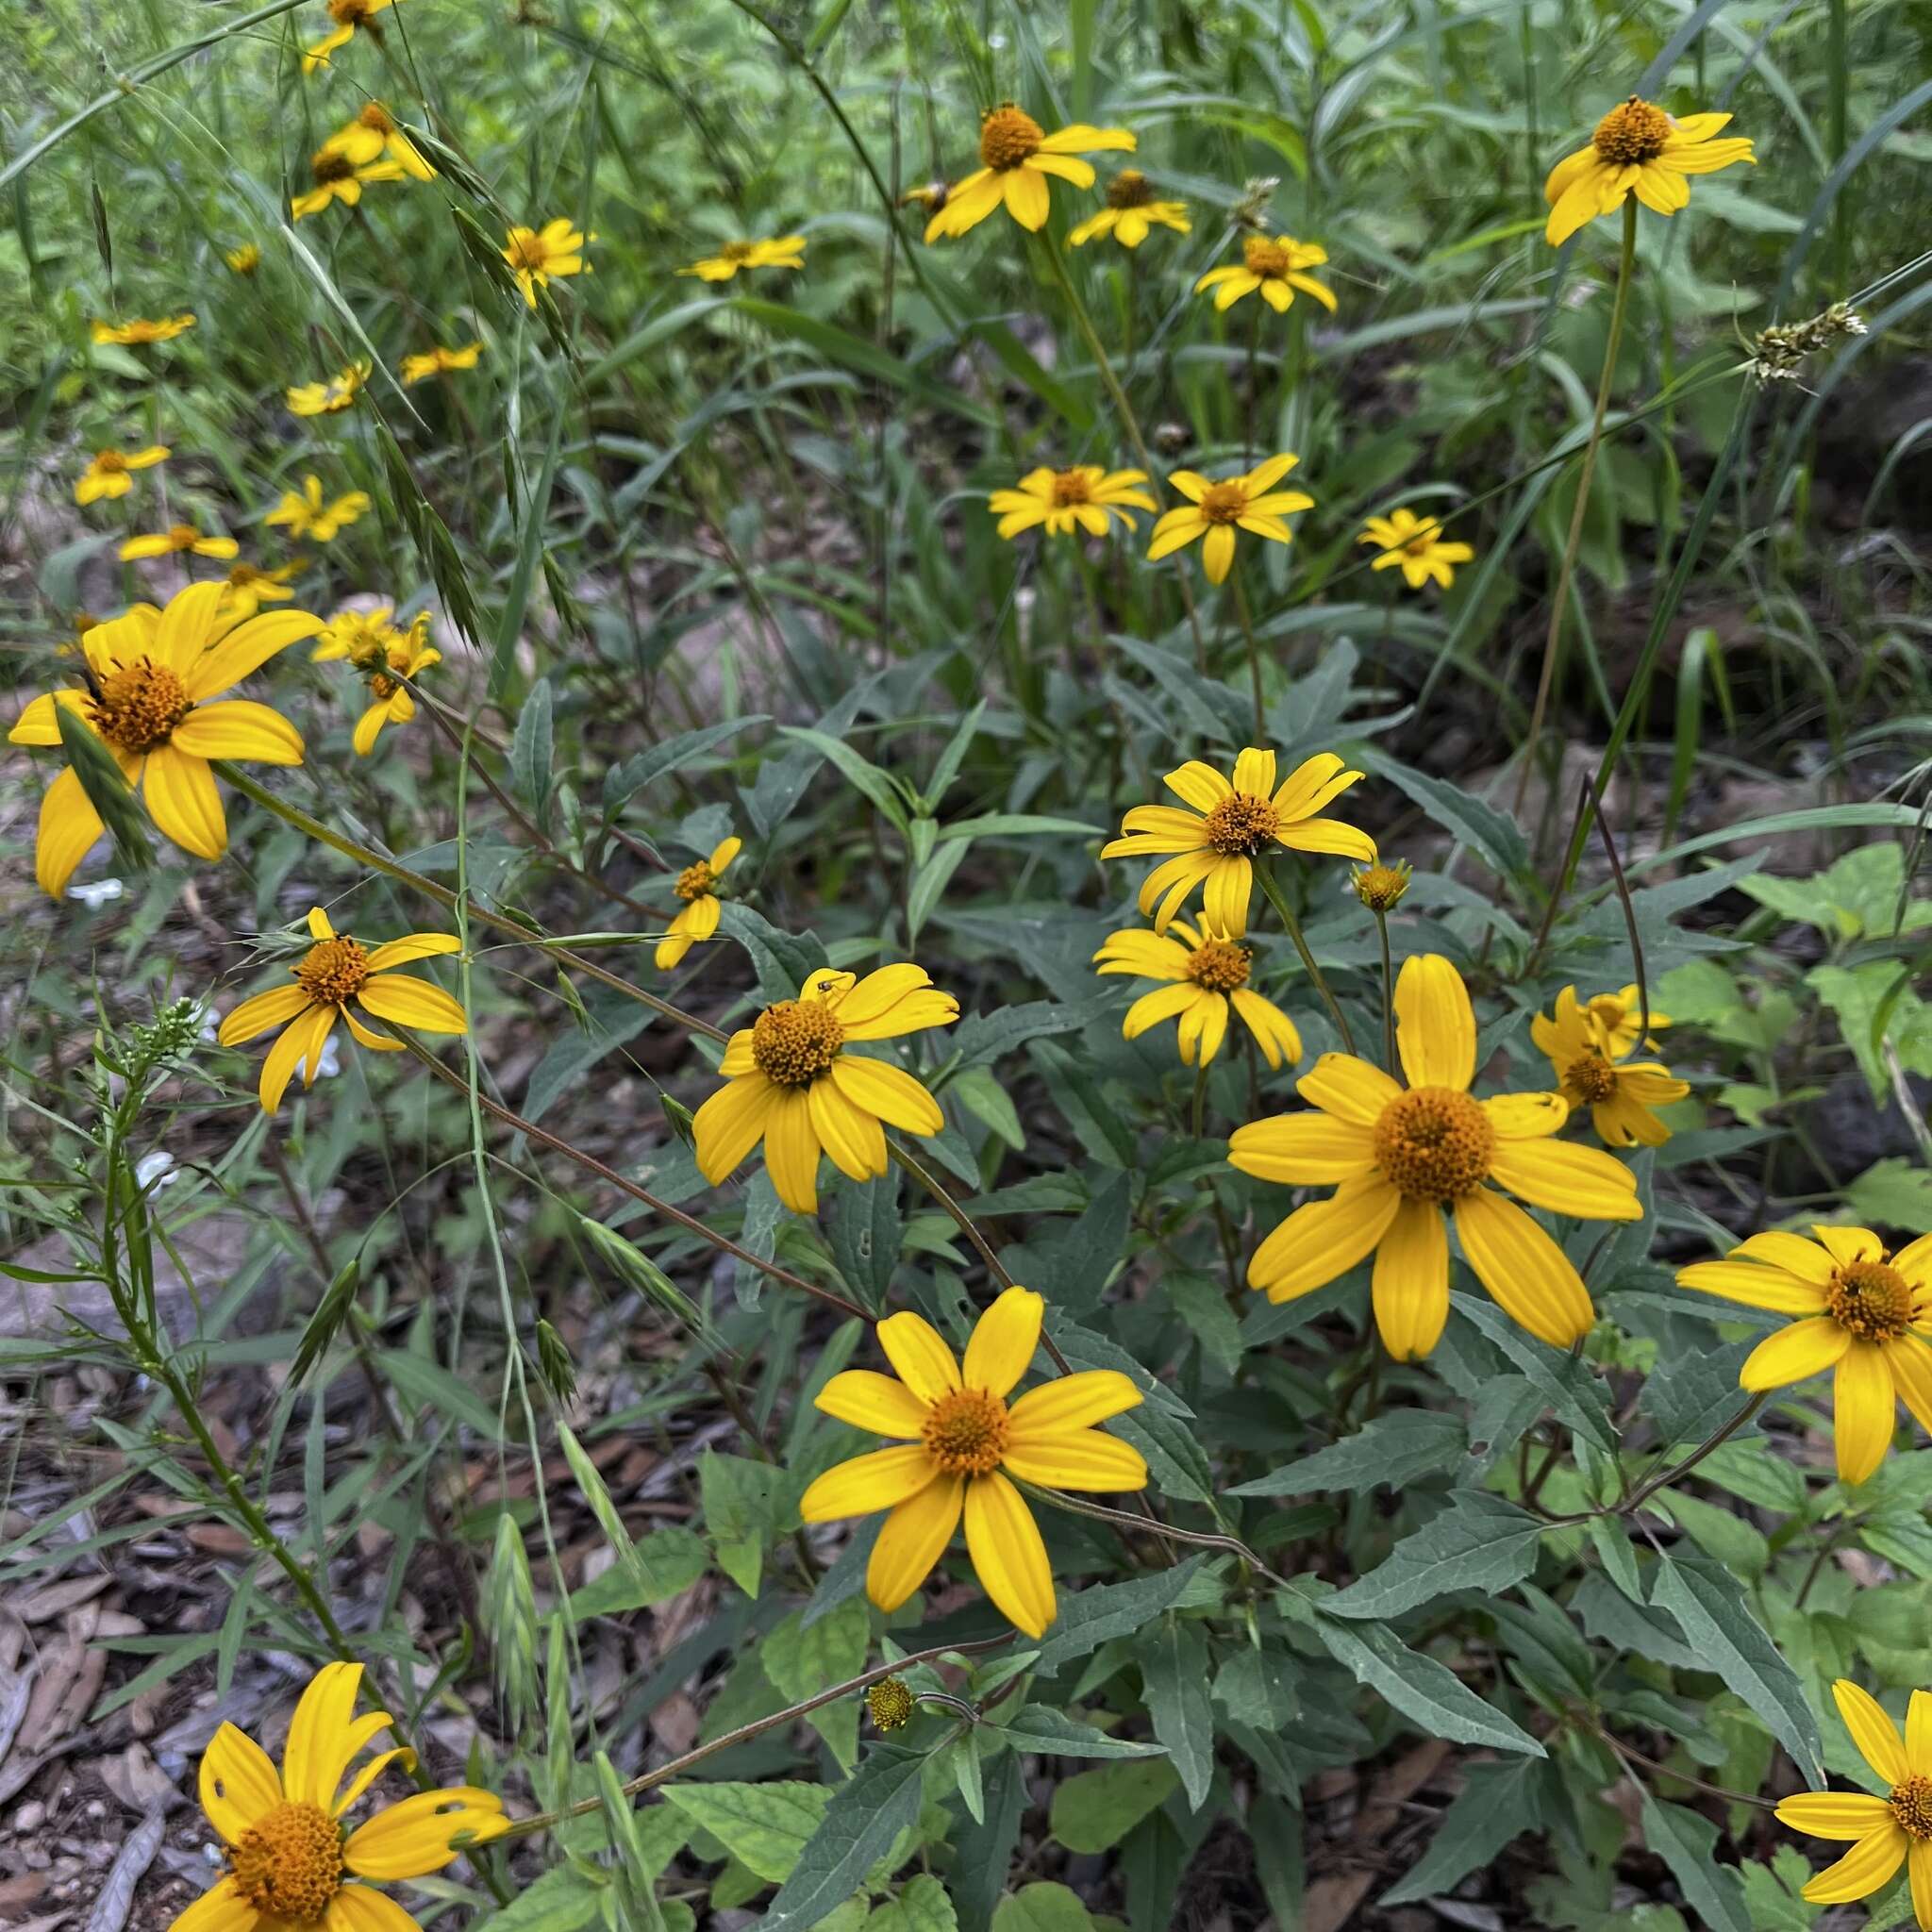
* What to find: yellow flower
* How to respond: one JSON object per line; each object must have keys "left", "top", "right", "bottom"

{"left": 1777, "top": 1680, "right": 1932, "bottom": 1920}
{"left": 220, "top": 907, "right": 466, "bottom": 1111}
{"left": 502, "top": 220, "right": 591, "bottom": 307}
{"left": 1229, "top": 955, "right": 1641, "bottom": 1358}
{"left": 1101, "top": 747, "right": 1374, "bottom": 936}
{"left": 1578, "top": 982, "right": 1672, "bottom": 1059}
{"left": 1358, "top": 508, "right": 1475, "bottom": 591}
{"left": 1195, "top": 234, "right": 1337, "bottom": 313}
{"left": 799, "top": 1286, "right": 1146, "bottom": 1636}
{"left": 350, "top": 619, "right": 440, "bottom": 756}
{"left": 1543, "top": 97, "right": 1754, "bottom": 247}
{"left": 1094, "top": 917, "right": 1302, "bottom": 1069}
{"left": 225, "top": 244, "right": 261, "bottom": 275}
{"left": 924, "top": 106, "right": 1135, "bottom": 242}
{"left": 679, "top": 235, "right": 807, "bottom": 281}
{"left": 987, "top": 465, "right": 1156, "bottom": 541}
{"left": 312, "top": 603, "right": 402, "bottom": 666}
{"left": 164, "top": 1658, "right": 506, "bottom": 1932}
{"left": 321, "top": 102, "right": 436, "bottom": 178}
{"left": 1146, "top": 454, "right": 1313, "bottom": 585}
{"left": 1676, "top": 1225, "right": 1932, "bottom": 1486}
{"left": 75, "top": 445, "right": 169, "bottom": 506}
{"left": 219, "top": 560, "right": 303, "bottom": 623}
{"left": 658, "top": 835, "right": 741, "bottom": 969}
{"left": 302, "top": 0, "right": 402, "bottom": 73}
{"left": 1352, "top": 859, "right": 1411, "bottom": 913}
{"left": 287, "top": 362, "right": 370, "bottom": 417}
{"left": 1532, "top": 985, "right": 1688, "bottom": 1147}
{"left": 267, "top": 475, "right": 371, "bottom": 542}
{"left": 400, "top": 341, "right": 483, "bottom": 386}
{"left": 692, "top": 964, "right": 958, "bottom": 1214}
{"left": 7, "top": 581, "right": 316, "bottom": 897}
{"left": 1068, "top": 170, "right": 1190, "bottom": 248}
{"left": 92, "top": 314, "right": 195, "bottom": 344}
{"left": 291, "top": 147, "right": 408, "bottom": 222}
{"left": 120, "top": 524, "right": 241, "bottom": 561}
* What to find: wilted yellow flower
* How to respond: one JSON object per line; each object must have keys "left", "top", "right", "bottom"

{"left": 92, "top": 315, "right": 195, "bottom": 345}
{"left": 1229, "top": 955, "right": 1641, "bottom": 1357}
{"left": 1677, "top": 1226, "right": 1932, "bottom": 1486}
{"left": 1533, "top": 985, "right": 1688, "bottom": 1147}
{"left": 164, "top": 1659, "right": 505, "bottom": 1932}
{"left": 693, "top": 964, "right": 958, "bottom": 1213}
{"left": 1147, "top": 455, "right": 1313, "bottom": 585}
{"left": 349, "top": 618, "right": 439, "bottom": 756}
{"left": 1196, "top": 235, "right": 1336, "bottom": 313}
{"left": 987, "top": 465, "right": 1155, "bottom": 541}
{"left": 266, "top": 475, "right": 371, "bottom": 542}
{"left": 400, "top": 341, "right": 482, "bottom": 385}
{"left": 302, "top": 0, "right": 403, "bottom": 73}
{"left": 1358, "top": 508, "right": 1474, "bottom": 591}
{"left": 220, "top": 907, "right": 465, "bottom": 1111}
{"left": 1543, "top": 98, "right": 1754, "bottom": 246}
{"left": 219, "top": 560, "right": 303, "bottom": 623}
{"left": 502, "top": 220, "right": 591, "bottom": 306}
{"left": 225, "top": 244, "right": 261, "bottom": 275}
{"left": 287, "top": 362, "right": 370, "bottom": 417}
{"left": 119, "top": 524, "right": 240, "bottom": 562}
{"left": 75, "top": 445, "right": 168, "bottom": 506}
{"left": 1069, "top": 171, "right": 1190, "bottom": 248}
{"left": 1094, "top": 917, "right": 1301, "bottom": 1069}
{"left": 658, "top": 835, "right": 741, "bottom": 969}
{"left": 679, "top": 235, "right": 807, "bottom": 281}
{"left": 321, "top": 102, "right": 435, "bottom": 178}
{"left": 924, "top": 106, "right": 1134, "bottom": 242}
{"left": 7, "top": 581, "right": 316, "bottom": 897}
{"left": 800, "top": 1286, "right": 1146, "bottom": 1636}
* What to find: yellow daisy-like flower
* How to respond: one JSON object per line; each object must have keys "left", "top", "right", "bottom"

{"left": 657, "top": 835, "right": 741, "bottom": 970}
{"left": 924, "top": 105, "right": 1135, "bottom": 242}
{"left": 312, "top": 603, "right": 402, "bottom": 666}
{"left": 1676, "top": 1225, "right": 1932, "bottom": 1486}
{"left": 1578, "top": 982, "right": 1672, "bottom": 1059}
{"left": 287, "top": 362, "right": 370, "bottom": 417}
{"left": 1358, "top": 508, "right": 1475, "bottom": 591}
{"left": 1777, "top": 1680, "right": 1932, "bottom": 1922}
{"left": 1094, "top": 917, "right": 1302, "bottom": 1069}
{"left": 987, "top": 465, "right": 1156, "bottom": 541}
{"left": 1146, "top": 455, "right": 1313, "bottom": 585}
{"left": 120, "top": 524, "right": 241, "bottom": 562}
{"left": 219, "top": 561, "right": 303, "bottom": 623}
{"left": 267, "top": 476, "right": 371, "bottom": 543}
{"left": 302, "top": 0, "right": 402, "bottom": 74}
{"left": 225, "top": 244, "right": 261, "bottom": 275}
{"left": 1068, "top": 170, "right": 1190, "bottom": 248}
{"left": 799, "top": 1285, "right": 1147, "bottom": 1637}
{"left": 1543, "top": 97, "right": 1755, "bottom": 247}
{"left": 678, "top": 235, "right": 807, "bottom": 281}
{"left": 75, "top": 445, "right": 169, "bottom": 506}
{"left": 7, "top": 581, "right": 317, "bottom": 898}
{"left": 692, "top": 964, "right": 958, "bottom": 1215}
{"left": 1533, "top": 985, "right": 1689, "bottom": 1148}
{"left": 1195, "top": 234, "right": 1337, "bottom": 314}
{"left": 164, "top": 1659, "right": 506, "bottom": 1932}
{"left": 502, "top": 220, "right": 591, "bottom": 307}
{"left": 400, "top": 342, "right": 483, "bottom": 386}
{"left": 290, "top": 148, "right": 408, "bottom": 222}
{"left": 349, "top": 620, "right": 439, "bottom": 757}
{"left": 220, "top": 907, "right": 466, "bottom": 1113}
{"left": 321, "top": 102, "right": 436, "bottom": 179}
{"left": 1101, "top": 747, "right": 1374, "bottom": 936}
{"left": 1229, "top": 954, "right": 1641, "bottom": 1358}
{"left": 92, "top": 314, "right": 195, "bottom": 345}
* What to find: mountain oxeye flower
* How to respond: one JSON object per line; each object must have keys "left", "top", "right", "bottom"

{"left": 987, "top": 465, "right": 1156, "bottom": 541}
{"left": 290, "top": 147, "right": 408, "bottom": 221}
{"left": 1533, "top": 984, "right": 1688, "bottom": 1147}
{"left": 924, "top": 106, "right": 1134, "bottom": 242}
{"left": 1094, "top": 917, "right": 1302, "bottom": 1068}
{"left": 1102, "top": 748, "right": 1374, "bottom": 936}
{"left": 1068, "top": 171, "right": 1190, "bottom": 248}
{"left": 800, "top": 1286, "right": 1146, "bottom": 1636}
{"left": 267, "top": 476, "right": 371, "bottom": 543}
{"left": 693, "top": 965, "right": 958, "bottom": 1214}
{"left": 92, "top": 315, "right": 195, "bottom": 344}
{"left": 219, "top": 561, "right": 303, "bottom": 623}
{"left": 1146, "top": 454, "right": 1313, "bottom": 584}
{"left": 400, "top": 342, "right": 482, "bottom": 385}
{"left": 225, "top": 244, "right": 261, "bottom": 275}
{"left": 1543, "top": 97, "right": 1754, "bottom": 246}
{"left": 657, "top": 836, "right": 741, "bottom": 969}
{"left": 164, "top": 1660, "right": 505, "bottom": 1932}
{"left": 1357, "top": 508, "right": 1474, "bottom": 591}
{"left": 502, "top": 220, "right": 591, "bottom": 306}
{"left": 1676, "top": 1225, "right": 1932, "bottom": 1485}
{"left": 287, "top": 362, "right": 370, "bottom": 417}
{"left": 1230, "top": 955, "right": 1641, "bottom": 1359}
{"left": 302, "top": 0, "right": 404, "bottom": 74}
{"left": 348, "top": 620, "right": 439, "bottom": 756}
{"left": 75, "top": 445, "right": 169, "bottom": 506}
{"left": 1194, "top": 233, "right": 1336, "bottom": 313}
{"left": 679, "top": 235, "right": 807, "bottom": 281}
{"left": 321, "top": 102, "right": 436, "bottom": 178}
{"left": 8, "top": 581, "right": 317, "bottom": 897}
{"left": 120, "top": 524, "right": 240, "bottom": 562}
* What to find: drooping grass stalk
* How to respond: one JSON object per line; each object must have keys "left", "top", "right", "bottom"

{"left": 1256, "top": 861, "right": 1355, "bottom": 1056}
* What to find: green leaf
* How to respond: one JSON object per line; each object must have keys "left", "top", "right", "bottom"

{"left": 1032, "top": 1557, "right": 1208, "bottom": 1678}
{"left": 510, "top": 677, "right": 555, "bottom": 831}
{"left": 1048, "top": 1757, "right": 1179, "bottom": 1854}
{"left": 465, "top": 1864, "right": 607, "bottom": 1932}
{"left": 990, "top": 1885, "right": 1093, "bottom": 1932}
{"left": 761, "top": 1599, "right": 870, "bottom": 1772}
{"left": 1639, "top": 1795, "right": 1751, "bottom": 1932}
{"left": 869, "top": 1875, "right": 958, "bottom": 1932}
{"left": 954, "top": 1757, "right": 1027, "bottom": 1932}
{"left": 1325, "top": 1492, "right": 1546, "bottom": 1620}
{"left": 1380, "top": 1758, "right": 1545, "bottom": 1907}
{"left": 1450, "top": 1296, "right": 1615, "bottom": 1455}
{"left": 988, "top": 1707, "right": 1169, "bottom": 1760}
{"left": 1228, "top": 1409, "right": 1465, "bottom": 1496}
{"left": 658, "top": 1781, "right": 831, "bottom": 1884}
{"left": 760, "top": 1749, "right": 927, "bottom": 1932}
{"left": 603, "top": 718, "right": 770, "bottom": 813}
{"left": 376, "top": 1347, "right": 505, "bottom": 1441}
{"left": 1139, "top": 1622, "right": 1214, "bottom": 1808}
{"left": 1312, "top": 1615, "right": 1545, "bottom": 1756}
{"left": 1845, "top": 1159, "right": 1932, "bottom": 1235}
{"left": 491, "top": 386, "right": 565, "bottom": 697}
{"left": 1355, "top": 747, "right": 1529, "bottom": 879}
{"left": 732, "top": 297, "right": 997, "bottom": 426}
{"left": 568, "top": 1528, "right": 708, "bottom": 1617}
{"left": 775, "top": 726, "right": 911, "bottom": 832}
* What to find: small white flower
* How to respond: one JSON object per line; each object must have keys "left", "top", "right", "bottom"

{"left": 135, "top": 1150, "right": 179, "bottom": 1191}
{"left": 67, "top": 877, "right": 125, "bottom": 908}
{"left": 296, "top": 1037, "right": 344, "bottom": 1083}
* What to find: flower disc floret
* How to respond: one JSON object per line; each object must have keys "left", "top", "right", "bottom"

{"left": 228, "top": 1801, "right": 343, "bottom": 1920}
{"left": 1890, "top": 1774, "right": 1932, "bottom": 1841}
{"left": 1593, "top": 96, "right": 1674, "bottom": 164}
{"left": 868, "top": 1679, "right": 914, "bottom": 1732}
{"left": 1050, "top": 470, "right": 1093, "bottom": 507}
{"left": 92, "top": 661, "right": 191, "bottom": 754}
{"left": 1198, "top": 481, "right": 1248, "bottom": 524}
{"left": 1564, "top": 1050, "right": 1619, "bottom": 1105}
{"left": 980, "top": 105, "right": 1045, "bottom": 170}
{"left": 295, "top": 937, "right": 372, "bottom": 1008}
{"left": 751, "top": 1000, "right": 845, "bottom": 1087}
{"left": 675, "top": 860, "right": 718, "bottom": 903}
{"left": 1373, "top": 1087, "right": 1494, "bottom": 1205}
{"left": 1186, "top": 938, "right": 1251, "bottom": 993}
{"left": 1829, "top": 1261, "right": 1914, "bottom": 1343}
{"left": 922, "top": 1389, "right": 1010, "bottom": 1475}
{"left": 1107, "top": 170, "right": 1152, "bottom": 208}
{"left": 1203, "top": 792, "right": 1279, "bottom": 855}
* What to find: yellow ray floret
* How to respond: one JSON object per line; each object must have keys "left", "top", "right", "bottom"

{"left": 658, "top": 835, "right": 742, "bottom": 970}
{"left": 1194, "top": 233, "right": 1336, "bottom": 313}
{"left": 401, "top": 342, "right": 483, "bottom": 386}
{"left": 1068, "top": 171, "right": 1190, "bottom": 249}
{"left": 987, "top": 465, "right": 1156, "bottom": 541}
{"left": 1357, "top": 508, "right": 1474, "bottom": 591}
{"left": 75, "top": 445, "right": 169, "bottom": 506}
{"left": 678, "top": 235, "right": 807, "bottom": 281}
{"left": 1544, "top": 97, "right": 1754, "bottom": 247}
{"left": 92, "top": 315, "right": 195, "bottom": 344}
{"left": 1147, "top": 454, "right": 1313, "bottom": 585}
{"left": 1094, "top": 917, "right": 1302, "bottom": 1069}
{"left": 267, "top": 475, "right": 372, "bottom": 543}
{"left": 502, "top": 220, "right": 592, "bottom": 307}
{"left": 1532, "top": 984, "right": 1688, "bottom": 1147}
{"left": 925, "top": 106, "right": 1135, "bottom": 242}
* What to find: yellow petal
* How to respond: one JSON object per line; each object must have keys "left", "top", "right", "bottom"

{"left": 259, "top": 1008, "right": 325, "bottom": 1113}
{"left": 362, "top": 934, "right": 460, "bottom": 973}
{"left": 1482, "top": 1092, "right": 1569, "bottom": 1141}
{"left": 167, "top": 1878, "right": 259, "bottom": 1932}
{"left": 1909, "top": 1688, "right": 1932, "bottom": 1777}
{"left": 800, "top": 1445, "right": 935, "bottom": 1521}
{"left": 1008, "top": 1370, "right": 1141, "bottom": 1437}
{"left": 1486, "top": 1135, "right": 1641, "bottom": 1221}
{"left": 153, "top": 580, "right": 228, "bottom": 674}
{"left": 876, "top": 1310, "right": 962, "bottom": 1404}
{"left": 198, "top": 1721, "right": 282, "bottom": 1843}
{"left": 219, "top": 984, "right": 312, "bottom": 1046}
{"left": 324, "top": 1886, "right": 424, "bottom": 1932}
{"left": 357, "top": 974, "right": 467, "bottom": 1035}
{"left": 1814, "top": 1225, "right": 1883, "bottom": 1269}
{"left": 1775, "top": 1791, "right": 1895, "bottom": 1840}
{"left": 35, "top": 765, "right": 107, "bottom": 899}
{"left": 1373, "top": 1196, "right": 1450, "bottom": 1361}
{"left": 866, "top": 1474, "right": 962, "bottom": 1610}
{"left": 1297, "top": 1052, "right": 1401, "bottom": 1124}
{"left": 963, "top": 1286, "right": 1043, "bottom": 1398}
{"left": 826, "top": 1055, "right": 943, "bottom": 1136}
{"left": 1227, "top": 1111, "right": 1376, "bottom": 1185}
{"left": 808, "top": 1077, "right": 889, "bottom": 1182}
{"left": 171, "top": 699, "right": 304, "bottom": 765}
{"left": 1800, "top": 1823, "right": 1907, "bottom": 1905}
{"left": 963, "top": 1471, "right": 1055, "bottom": 1636}
{"left": 1452, "top": 1188, "right": 1592, "bottom": 1349}
{"left": 281, "top": 1662, "right": 363, "bottom": 1809}
{"left": 1739, "top": 1317, "right": 1851, "bottom": 1392}
{"left": 1835, "top": 1679, "right": 1908, "bottom": 1787}
{"left": 142, "top": 744, "right": 226, "bottom": 860}
{"left": 1835, "top": 1340, "right": 1897, "bottom": 1485}
{"left": 341, "top": 1787, "right": 508, "bottom": 1880}
{"left": 1249, "top": 1179, "right": 1401, "bottom": 1301}
{"left": 1001, "top": 1427, "right": 1146, "bottom": 1492}
{"left": 1733, "top": 1230, "right": 1835, "bottom": 1282}
{"left": 1676, "top": 1259, "right": 1825, "bottom": 1317}
{"left": 815, "top": 1371, "right": 929, "bottom": 1439}
{"left": 1394, "top": 954, "right": 1475, "bottom": 1091}
{"left": 763, "top": 1086, "right": 822, "bottom": 1213}
{"left": 1912, "top": 1840, "right": 1932, "bottom": 1932}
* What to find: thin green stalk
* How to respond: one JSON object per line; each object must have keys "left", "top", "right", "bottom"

{"left": 1231, "top": 568, "right": 1266, "bottom": 741}
{"left": 1374, "top": 907, "right": 1395, "bottom": 1074}
{"left": 1256, "top": 862, "right": 1355, "bottom": 1056}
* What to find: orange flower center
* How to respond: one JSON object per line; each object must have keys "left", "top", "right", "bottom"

{"left": 358, "top": 102, "right": 396, "bottom": 132}
{"left": 979, "top": 105, "right": 1044, "bottom": 172}
{"left": 91, "top": 660, "right": 191, "bottom": 754}
{"left": 295, "top": 937, "right": 371, "bottom": 1008}
{"left": 312, "top": 150, "right": 356, "bottom": 185}
{"left": 95, "top": 450, "right": 128, "bottom": 475}
{"left": 720, "top": 241, "right": 756, "bottom": 263}
{"left": 1049, "top": 469, "right": 1093, "bottom": 508}
{"left": 1374, "top": 1087, "right": 1494, "bottom": 1204}
{"left": 751, "top": 1000, "right": 843, "bottom": 1087}
{"left": 922, "top": 1388, "right": 1009, "bottom": 1475}
{"left": 227, "top": 1801, "right": 343, "bottom": 1920}
{"left": 1891, "top": 1775, "right": 1932, "bottom": 1841}
{"left": 1201, "top": 791, "right": 1279, "bottom": 855}
{"left": 1564, "top": 1051, "right": 1619, "bottom": 1105}
{"left": 1242, "top": 234, "right": 1293, "bottom": 276}
{"left": 1351, "top": 861, "right": 1410, "bottom": 912}
{"left": 675, "top": 860, "right": 717, "bottom": 903}
{"left": 1187, "top": 938, "right": 1251, "bottom": 993}
{"left": 1402, "top": 525, "right": 1443, "bottom": 558}
{"left": 1106, "top": 170, "right": 1151, "bottom": 209}
{"left": 1198, "top": 480, "right": 1249, "bottom": 525}
{"left": 506, "top": 232, "right": 550, "bottom": 271}
{"left": 1828, "top": 1259, "right": 1912, "bottom": 1343}
{"left": 1592, "top": 97, "right": 1673, "bottom": 166}
{"left": 162, "top": 524, "right": 201, "bottom": 550}
{"left": 328, "top": 0, "right": 377, "bottom": 25}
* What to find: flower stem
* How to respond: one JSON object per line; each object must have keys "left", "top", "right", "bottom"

{"left": 1231, "top": 568, "right": 1267, "bottom": 741}
{"left": 1513, "top": 195, "right": 1639, "bottom": 821}
{"left": 1374, "top": 907, "right": 1396, "bottom": 1074}
{"left": 1256, "top": 861, "right": 1355, "bottom": 1056}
